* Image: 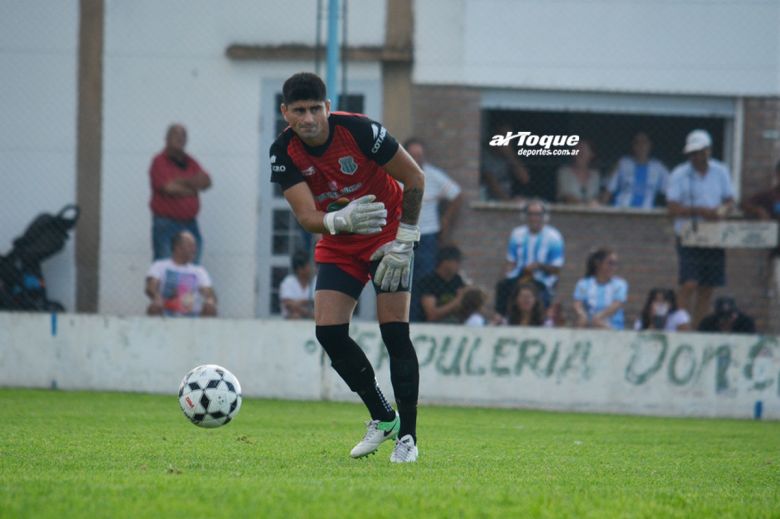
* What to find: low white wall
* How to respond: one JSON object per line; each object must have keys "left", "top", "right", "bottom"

{"left": 1, "top": 313, "right": 778, "bottom": 420}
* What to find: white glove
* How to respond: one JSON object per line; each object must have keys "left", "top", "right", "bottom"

{"left": 370, "top": 223, "right": 420, "bottom": 291}
{"left": 322, "top": 194, "right": 387, "bottom": 235}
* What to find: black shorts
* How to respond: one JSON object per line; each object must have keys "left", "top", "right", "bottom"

{"left": 676, "top": 239, "right": 726, "bottom": 287}
{"left": 315, "top": 261, "right": 413, "bottom": 300}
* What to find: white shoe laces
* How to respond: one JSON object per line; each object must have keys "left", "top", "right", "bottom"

{"left": 393, "top": 438, "right": 414, "bottom": 460}
{"left": 361, "top": 419, "right": 380, "bottom": 441}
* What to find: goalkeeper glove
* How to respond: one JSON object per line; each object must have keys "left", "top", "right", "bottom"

{"left": 322, "top": 194, "right": 387, "bottom": 235}
{"left": 370, "top": 223, "right": 420, "bottom": 291}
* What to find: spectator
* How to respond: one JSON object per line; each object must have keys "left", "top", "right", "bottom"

{"left": 279, "top": 250, "right": 314, "bottom": 319}
{"left": 667, "top": 129, "right": 735, "bottom": 326}
{"left": 418, "top": 245, "right": 467, "bottom": 323}
{"left": 505, "top": 282, "right": 547, "bottom": 327}
{"left": 149, "top": 123, "right": 212, "bottom": 263}
{"left": 405, "top": 137, "right": 463, "bottom": 321}
{"left": 698, "top": 296, "right": 756, "bottom": 334}
{"left": 496, "top": 199, "right": 564, "bottom": 315}
{"left": 742, "top": 158, "right": 780, "bottom": 257}
{"left": 405, "top": 137, "right": 463, "bottom": 268}
{"left": 634, "top": 288, "right": 691, "bottom": 332}
{"left": 457, "top": 287, "right": 487, "bottom": 327}
{"left": 573, "top": 247, "right": 628, "bottom": 329}
{"left": 145, "top": 231, "right": 216, "bottom": 317}
{"left": 557, "top": 140, "right": 603, "bottom": 206}
{"left": 604, "top": 132, "right": 670, "bottom": 209}
{"left": 481, "top": 123, "right": 533, "bottom": 201}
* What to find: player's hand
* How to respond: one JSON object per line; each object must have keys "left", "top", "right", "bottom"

{"left": 323, "top": 194, "right": 387, "bottom": 235}
{"left": 370, "top": 223, "right": 420, "bottom": 291}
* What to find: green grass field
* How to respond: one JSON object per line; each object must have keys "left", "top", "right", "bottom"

{"left": 1, "top": 389, "right": 778, "bottom": 518}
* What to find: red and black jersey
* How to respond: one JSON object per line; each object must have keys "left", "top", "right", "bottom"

{"left": 270, "top": 112, "right": 402, "bottom": 265}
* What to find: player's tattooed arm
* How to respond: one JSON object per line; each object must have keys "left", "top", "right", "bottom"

{"left": 382, "top": 146, "right": 425, "bottom": 225}
{"left": 400, "top": 186, "right": 423, "bottom": 225}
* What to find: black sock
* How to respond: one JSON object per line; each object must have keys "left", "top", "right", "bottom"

{"left": 357, "top": 382, "right": 395, "bottom": 422}
{"left": 397, "top": 401, "right": 417, "bottom": 443}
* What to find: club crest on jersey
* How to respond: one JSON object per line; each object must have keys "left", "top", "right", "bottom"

{"left": 338, "top": 156, "right": 358, "bottom": 175}
{"left": 302, "top": 166, "right": 316, "bottom": 177}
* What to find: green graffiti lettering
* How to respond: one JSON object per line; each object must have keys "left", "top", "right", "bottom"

{"left": 558, "top": 341, "right": 592, "bottom": 381}
{"left": 435, "top": 336, "right": 465, "bottom": 376}
{"left": 465, "top": 338, "right": 486, "bottom": 375}
{"left": 515, "top": 339, "right": 546, "bottom": 376}
{"left": 492, "top": 337, "right": 517, "bottom": 377}
{"left": 668, "top": 345, "right": 696, "bottom": 386}
{"left": 543, "top": 342, "right": 560, "bottom": 377}
{"left": 625, "top": 333, "right": 668, "bottom": 385}
{"left": 743, "top": 336, "right": 779, "bottom": 391}
{"left": 413, "top": 335, "right": 437, "bottom": 368}
{"left": 303, "top": 339, "right": 318, "bottom": 354}
{"left": 699, "top": 345, "right": 732, "bottom": 393}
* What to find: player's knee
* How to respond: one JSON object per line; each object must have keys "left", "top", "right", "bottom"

{"left": 315, "top": 324, "right": 375, "bottom": 392}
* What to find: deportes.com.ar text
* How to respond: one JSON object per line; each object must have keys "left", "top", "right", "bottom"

{"left": 516, "top": 148, "right": 580, "bottom": 157}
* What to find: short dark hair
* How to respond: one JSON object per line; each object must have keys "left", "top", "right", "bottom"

{"left": 282, "top": 73, "right": 326, "bottom": 105}
{"left": 436, "top": 245, "right": 462, "bottom": 265}
{"left": 403, "top": 137, "right": 424, "bottom": 149}
{"left": 291, "top": 250, "right": 309, "bottom": 272}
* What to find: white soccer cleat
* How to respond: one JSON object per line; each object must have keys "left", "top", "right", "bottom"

{"left": 390, "top": 434, "right": 418, "bottom": 463}
{"left": 350, "top": 414, "right": 400, "bottom": 458}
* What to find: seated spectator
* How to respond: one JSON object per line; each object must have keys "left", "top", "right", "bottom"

{"left": 556, "top": 140, "right": 603, "bottom": 206}
{"left": 545, "top": 301, "right": 567, "bottom": 327}
{"left": 505, "top": 282, "right": 547, "bottom": 327}
{"left": 698, "top": 296, "right": 756, "bottom": 334}
{"left": 634, "top": 288, "right": 691, "bottom": 332}
{"left": 279, "top": 250, "right": 314, "bottom": 319}
{"left": 742, "top": 158, "right": 780, "bottom": 256}
{"left": 573, "top": 247, "right": 628, "bottom": 329}
{"left": 604, "top": 132, "right": 670, "bottom": 209}
{"left": 496, "top": 199, "right": 564, "bottom": 315}
{"left": 481, "top": 123, "right": 533, "bottom": 200}
{"left": 418, "top": 245, "right": 467, "bottom": 323}
{"left": 145, "top": 230, "right": 216, "bottom": 317}
{"left": 457, "top": 287, "right": 487, "bottom": 327}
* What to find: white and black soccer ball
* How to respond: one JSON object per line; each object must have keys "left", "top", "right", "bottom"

{"left": 178, "top": 364, "right": 242, "bottom": 428}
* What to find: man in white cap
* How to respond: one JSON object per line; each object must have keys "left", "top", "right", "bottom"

{"left": 666, "top": 129, "right": 734, "bottom": 326}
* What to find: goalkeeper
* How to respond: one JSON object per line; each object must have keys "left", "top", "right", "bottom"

{"left": 270, "top": 72, "right": 424, "bottom": 463}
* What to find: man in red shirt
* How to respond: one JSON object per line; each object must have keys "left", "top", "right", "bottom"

{"left": 270, "top": 72, "right": 425, "bottom": 463}
{"left": 149, "top": 124, "right": 212, "bottom": 263}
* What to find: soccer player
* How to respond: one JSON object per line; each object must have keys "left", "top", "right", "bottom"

{"left": 269, "top": 72, "right": 424, "bottom": 463}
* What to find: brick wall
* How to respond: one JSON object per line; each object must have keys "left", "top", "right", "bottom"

{"left": 411, "top": 85, "right": 777, "bottom": 333}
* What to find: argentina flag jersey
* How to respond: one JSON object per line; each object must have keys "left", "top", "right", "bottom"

{"left": 573, "top": 276, "right": 628, "bottom": 329}
{"left": 506, "top": 225, "right": 565, "bottom": 289}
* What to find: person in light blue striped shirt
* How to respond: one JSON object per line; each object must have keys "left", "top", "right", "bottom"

{"left": 573, "top": 248, "right": 628, "bottom": 330}
{"left": 498, "top": 200, "right": 565, "bottom": 313}
{"left": 605, "top": 133, "right": 670, "bottom": 209}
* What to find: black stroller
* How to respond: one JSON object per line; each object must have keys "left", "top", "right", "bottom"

{"left": 0, "top": 204, "right": 80, "bottom": 312}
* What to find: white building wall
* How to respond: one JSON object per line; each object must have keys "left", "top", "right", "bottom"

{"left": 0, "top": 1, "right": 79, "bottom": 310}
{"left": 415, "top": 0, "right": 780, "bottom": 96}
{"left": 99, "top": 0, "right": 385, "bottom": 317}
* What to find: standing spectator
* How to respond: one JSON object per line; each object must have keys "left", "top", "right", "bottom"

{"left": 149, "top": 123, "right": 212, "bottom": 263}
{"left": 505, "top": 282, "right": 547, "bottom": 327}
{"left": 573, "top": 247, "right": 628, "bottom": 330}
{"left": 496, "top": 199, "right": 564, "bottom": 315}
{"left": 698, "top": 296, "right": 756, "bottom": 334}
{"left": 634, "top": 288, "right": 691, "bottom": 332}
{"left": 405, "top": 137, "right": 463, "bottom": 321}
{"left": 604, "top": 132, "right": 670, "bottom": 209}
{"left": 145, "top": 231, "right": 217, "bottom": 317}
{"left": 481, "top": 122, "right": 533, "bottom": 201}
{"left": 557, "top": 140, "right": 603, "bottom": 206}
{"left": 418, "top": 245, "right": 467, "bottom": 323}
{"left": 404, "top": 137, "right": 463, "bottom": 272}
{"left": 742, "top": 158, "right": 780, "bottom": 297}
{"left": 279, "top": 250, "right": 314, "bottom": 319}
{"left": 667, "top": 129, "right": 735, "bottom": 326}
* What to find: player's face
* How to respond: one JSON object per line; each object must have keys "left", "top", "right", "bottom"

{"left": 282, "top": 100, "right": 331, "bottom": 144}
